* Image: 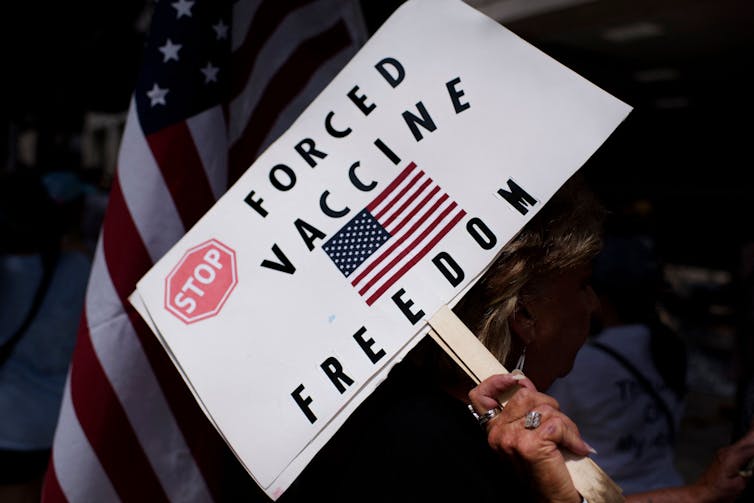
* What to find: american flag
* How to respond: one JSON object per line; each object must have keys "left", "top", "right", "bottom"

{"left": 42, "top": 1, "right": 366, "bottom": 501}
{"left": 323, "top": 161, "right": 466, "bottom": 306}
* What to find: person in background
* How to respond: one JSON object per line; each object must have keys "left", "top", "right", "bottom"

{"left": 0, "top": 171, "right": 92, "bottom": 503}
{"left": 547, "top": 232, "right": 689, "bottom": 493}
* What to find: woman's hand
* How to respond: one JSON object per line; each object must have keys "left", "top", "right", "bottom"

{"left": 690, "top": 424, "right": 754, "bottom": 502}
{"left": 468, "top": 373, "right": 592, "bottom": 503}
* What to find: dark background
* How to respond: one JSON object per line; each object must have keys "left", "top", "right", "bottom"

{"left": 3, "top": 0, "right": 751, "bottom": 268}
{"left": 367, "top": 0, "right": 754, "bottom": 270}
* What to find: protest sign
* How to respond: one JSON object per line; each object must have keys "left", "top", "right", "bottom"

{"left": 131, "top": 0, "right": 631, "bottom": 498}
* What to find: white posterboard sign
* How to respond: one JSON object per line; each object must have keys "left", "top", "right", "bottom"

{"left": 131, "top": 0, "right": 631, "bottom": 498}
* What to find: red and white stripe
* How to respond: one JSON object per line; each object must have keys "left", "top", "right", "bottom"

{"left": 350, "top": 162, "right": 467, "bottom": 306}
{"left": 43, "top": 1, "right": 365, "bottom": 501}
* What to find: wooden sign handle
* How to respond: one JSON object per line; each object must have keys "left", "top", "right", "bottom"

{"left": 427, "top": 305, "right": 625, "bottom": 503}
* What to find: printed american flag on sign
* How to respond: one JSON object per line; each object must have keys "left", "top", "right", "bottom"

{"left": 323, "top": 162, "right": 466, "bottom": 305}
{"left": 42, "top": 1, "right": 366, "bottom": 501}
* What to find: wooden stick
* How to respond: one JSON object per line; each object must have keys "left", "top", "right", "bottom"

{"left": 428, "top": 305, "right": 625, "bottom": 503}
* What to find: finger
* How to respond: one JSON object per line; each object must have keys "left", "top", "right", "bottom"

{"left": 714, "top": 430, "right": 754, "bottom": 473}
{"left": 510, "top": 370, "right": 538, "bottom": 392}
{"left": 469, "top": 374, "right": 523, "bottom": 412}
{"left": 501, "top": 386, "right": 560, "bottom": 421}
{"left": 518, "top": 404, "right": 558, "bottom": 432}
{"left": 740, "top": 456, "right": 754, "bottom": 476}
{"left": 535, "top": 411, "right": 592, "bottom": 458}
{"left": 722, "top": 443, "right": 754, "bottom": 472}
{"left": 482, "top": 403, "right": 559, "bottom": 438}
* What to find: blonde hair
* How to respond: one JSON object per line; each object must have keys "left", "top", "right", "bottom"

{"left": 454, "top": 175, "right": 605, "bottom": 363}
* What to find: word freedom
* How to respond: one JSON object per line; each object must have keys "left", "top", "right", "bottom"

{"left": 237, "top": 55, "right": 540, "bottom": 424}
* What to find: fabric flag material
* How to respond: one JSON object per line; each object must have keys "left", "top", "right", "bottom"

{"left": 42, "top": 1, "right": 366, "bottom": 501}
{"left": 322, "top": 161, "right": 466, "bottom": 305}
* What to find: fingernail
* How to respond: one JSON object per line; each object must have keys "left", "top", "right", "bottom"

{"left": 585, "top": 442, "right": 598, "bottom": 455}
{"left": 510, "top": 374, "right": 526, "bottom": 381}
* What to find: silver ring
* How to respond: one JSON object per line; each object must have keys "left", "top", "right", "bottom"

{"left": 739, "top": 469, "right": 753, "bottom": 478}
{"left": 467, "top": 404, "right": 502, "bottom": 427}
{"left": 478, "top": 407, "right": 502, "bottom": 426}
{"left": 467, "top": 404, "right": 479, "bottom": 420}
{"left": 524, "top": 410, "right": 542, "bottom": 430}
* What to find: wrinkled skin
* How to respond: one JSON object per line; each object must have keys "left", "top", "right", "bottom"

{"left": 469, "top": 373, "right": 590, "bottom": 503}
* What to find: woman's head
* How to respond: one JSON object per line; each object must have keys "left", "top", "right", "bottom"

{"left": 455, "top": 174, "right": 604, "bottom": 388}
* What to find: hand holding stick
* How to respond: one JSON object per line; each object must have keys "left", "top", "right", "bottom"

{"left": 427, "top": 305, "right": 624, "bottom": 503}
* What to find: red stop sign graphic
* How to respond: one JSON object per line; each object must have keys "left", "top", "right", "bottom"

{"left": 164, "top": 239, "right": 238, "bottom": 324}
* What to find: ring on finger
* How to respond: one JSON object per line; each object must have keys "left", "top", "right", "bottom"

{"left": 478, "top": 407, "right": 503, "bottom": 426}
{"left": 468, "top": 404, "right": 503, "bottom": 427}
{"left": 524, "top": 410, "right": 542, "bottom": 430}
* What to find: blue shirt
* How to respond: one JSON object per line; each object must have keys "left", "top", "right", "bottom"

{"left": 0, "top": 251, "right": 91, "bottom": 450}
{"left": 548, "top": 324, "right": 685, "bottom": 493}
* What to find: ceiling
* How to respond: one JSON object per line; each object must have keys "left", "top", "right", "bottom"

{"left": 467, "top": 0, "right": 754, "bottom": 269}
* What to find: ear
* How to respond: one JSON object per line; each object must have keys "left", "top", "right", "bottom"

{"left": 509, "top": 300, "right": 536, "bottom": 345}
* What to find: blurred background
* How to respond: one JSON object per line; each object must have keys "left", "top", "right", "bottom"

{"left": 1, "top": 0, "right": 752, "bottom": 487}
